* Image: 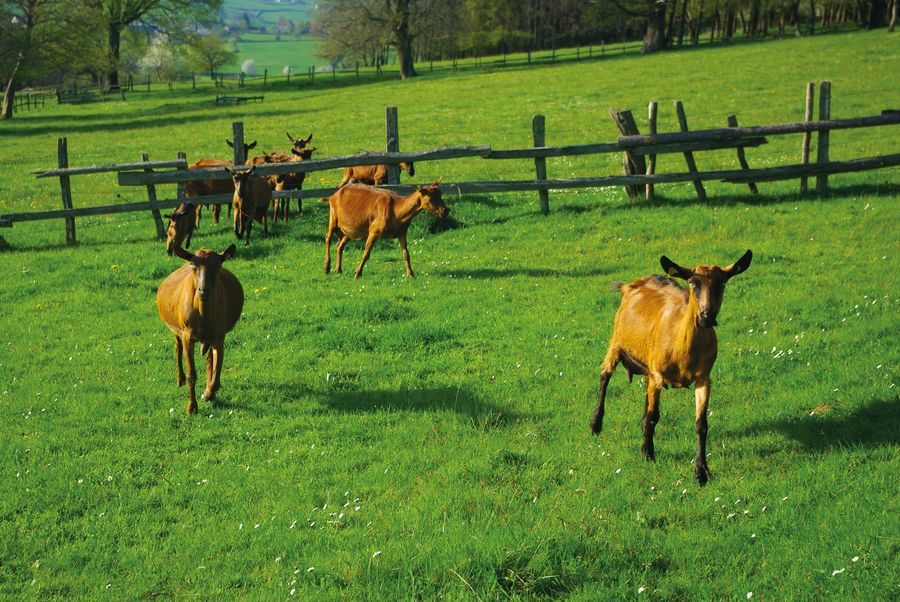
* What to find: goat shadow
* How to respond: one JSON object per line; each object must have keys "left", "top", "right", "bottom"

{"left": 436, "top": 265, "right": 615, "bottom": 279}
{"left": 731, "top": 398, "right": 898, "bottom": 453}
{"left": 266, "top": 382, "right": 530, "bottom": 427}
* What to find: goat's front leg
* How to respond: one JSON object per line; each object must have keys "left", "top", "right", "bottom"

{"left": 262, "top": 211, "right": 269, "bottom": 238}
{"left": 694, "top": 378, "right": 711, "bottom": 486}
{"left": 212, "top": 204, "right": 221, "bottom": 223}
{"left": 324, "top": 220, "right": 335, "bottom": 273}
{"left": 398, "top": 234, "right": 414, "bottom": 277}
{"left": 183, "top": 336, "right": 198, "bottom": 415}
{"left": 245, "top": 220, "right": 252, "bottom": 246}
{"left": 641, "top": 376, "right": 662, "bottom": 460}
{"left": 335, "top": 235, "right": 350, "bottom": 273}
{"left": 203, "top": 341, "right": 223, "bottom": 401}
{"left": 355, "top": 230, "right": 380, "bottom": 279}
{"left": 175, "top": 337, "right": 185, "bottom": 387}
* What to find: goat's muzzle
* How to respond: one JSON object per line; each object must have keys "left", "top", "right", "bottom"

{"left": 698, "top": 312, "right": 718, "bottom": 329}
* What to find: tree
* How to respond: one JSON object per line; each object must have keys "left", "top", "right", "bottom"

{"left": 94, "top": 0, "right": 221, "bottom": 90}
{"left": 606, "top": 0, "right": 670, "bottom": 53}
{"left": 1, "top": 0, "right": 102, "bottom": 119}
{"left": 187, "top": 31, "right": 236, "bottom": 78}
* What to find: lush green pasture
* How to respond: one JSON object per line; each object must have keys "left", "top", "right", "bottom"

{"left": 1, "top": 30, "right": 898, "bottom": 599}
{"left": 227, "top": 32, "right": 323, "bottom": 75}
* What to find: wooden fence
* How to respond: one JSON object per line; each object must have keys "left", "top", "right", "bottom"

{"left": 2, "top": 82, "right": 898, "bottom": 246}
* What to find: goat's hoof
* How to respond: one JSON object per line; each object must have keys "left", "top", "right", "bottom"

{"left": 201, "top": 389, "right": 215, "bottom": 401}
{"left": 177, "top": 374, "right": 186, "bottom": 387}
{"left": 695, "top": 465, "right": 710, "bottom": 486}
{"left": 186, "top": 402, "right": 198, "bottom": 415}
{"left": 590, "top": 420, "right": 602, "bottom": 435}
{"left": 642, "top": 447, "right": 655, "bottom": 461}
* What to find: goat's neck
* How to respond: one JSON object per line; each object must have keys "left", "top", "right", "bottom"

{"left": 676, "top": 289, "right": 703, "bottom": 355}
{"left": 394, "top": 191, "right": 423, "bottom": 224}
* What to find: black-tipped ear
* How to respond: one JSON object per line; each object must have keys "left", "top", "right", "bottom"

{"left": 286, "top": 132, "right": 295, "bottom": 142}
{"left": 247, "top": 141, "right": 257, "bottom": 150}
{"left": 661, "top": 255, "right": 692, "bottom": 280}
{"left": 173, "top": 246, "right": 194, "bottom": 262}
{"left": 725, "top": 249, "right": 753, "bottom": 279}
{"left": 291, "top": 148, "right": 302, "bottom": 156}
{"left": 221, "top": 244, "right": 236, "bottom": 260}
{"left": 304, "top": 134, "right": 313, "bottom": 143}
{"left": 226, "top": 139, "right": 234, "bottom": 148}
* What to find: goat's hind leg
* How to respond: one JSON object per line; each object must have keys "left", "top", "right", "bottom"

{"left": 591, "top": 346, "right": 620, "bottom": 434}
{"left": 693, "top": 378, "right": 711, "bottom": 486}
{"left": 175, "top": 337, "right": 186, "bottom": 387}
{"left": 641, "top": 376, "right": 662, "bottom": 460}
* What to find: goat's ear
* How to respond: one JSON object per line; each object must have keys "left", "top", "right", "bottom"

{"left": 291, "top": 148, "right": 302, "bottom": 156}
{"left": 221, "top": 244, "right": 237, "bottom": 261}
{"left": 225, "top": 166, "right": 234, "bottom": 175}
{"left": 226, "top": 139, "right": 234, "bottom": 148}
{"left": 286, "top": 132, "right": 295, "bottom": 142}
{"left": 247, "top": 141, "right": 257, "bottom": 150}
{"left": 173, "top": 246, "right": 194, "bottom": 262}
{"left": 724, "top": 249, "right": 753, "bottom": 280}
{"left": 247, "top": 166, "right": 256, "bottom": 175}
{"left": 660, "top": 255, "right": 692, "bottom": 280}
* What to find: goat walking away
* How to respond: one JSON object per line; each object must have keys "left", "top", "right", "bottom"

{"left": 157, "top": 245, "right": 244, "bottom": 415}
{"left": 247, "top": 145, "right": 317, "bottom": 222}
{"left": 228, "top": 166, "right": 272, "bottom": 246}
{"left": 591, "top": 250, "right": 753, "bottom": 486}
{"left": 164, "top": 202, "right": 197, "bottom": 255}
{"left": 338, "top": 162, "right": 415, "bottom": 188}
{"left": 322, "top": 180, "right": 447, "bottom": 279}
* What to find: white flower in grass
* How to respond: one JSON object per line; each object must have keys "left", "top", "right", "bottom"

{"left": 372, "top": 550, "right": 382, "bottom": 558}
{"left": 832, "top": 568, "right": 845, "bottom": 576}
{"left": 307, "top": 566, "right": 315, "bottom": 572}
{"left": 746, "top": 593, "right": 752, "bottom": 599}
{"left": 638, "top": 586, "right": 646, "bottom": 593}
{"left": 852, "top": 556, "right": 859, "bottom": 562}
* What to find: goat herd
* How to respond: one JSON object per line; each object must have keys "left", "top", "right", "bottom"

{"left": 155, "top": 131, "right": 753, "bottom": 485}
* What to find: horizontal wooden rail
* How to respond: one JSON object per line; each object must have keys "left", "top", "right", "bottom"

{"left": 117, "top": 146, "right": 492, "bottom": 186}
{"left": 486, "top": 137, "right": 767, "bottom": 159}
{"left": 617, "top": 113, "right": 900, "bottom": 148}
{"left": 34, "top": 159, "right": 188, "bottom": 178}
{"left": 6, "top": 153, "right": 898, "bottom": 226}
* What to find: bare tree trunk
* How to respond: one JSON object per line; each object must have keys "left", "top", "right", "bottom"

{"left": 808, "top": 0, "right": 817, "bottom": 33}
{"left": 678, "top": 0, "right": 689, "bottom": 44}
{"left": 694, "top": 0, "right": 705, "bottom": 43}
{"left": 644, "top": 0, "right": 669, "bottom": 52}
{"left": 867, "top": 0, "right": 887, "bottom": 27}
{"left": 1, "top": 53, "right": 24, "bottom": 120}
{"left": 107, "top": 22, "right": 122, "bottom": 91}
{"left": 890, "top": 0, "right": 897, "bottom": 31}
{"left": 391, "top": 0, "right": 417, "bottom": 79}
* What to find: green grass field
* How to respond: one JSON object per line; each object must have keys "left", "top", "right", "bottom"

{"left": 1, "top": 30, "right": 898, "bottom": 599}
{"left": 226, "top": 32, "right": 323, "bottom": 75}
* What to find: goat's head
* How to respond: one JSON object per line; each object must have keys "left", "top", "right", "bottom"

{"left": 660, "top": 250, "right": 753, "bottom": 329}
{"left": 225, "top": 139, "right": 257, "bottom": 156}
{"left": 400, "top": 161, "right": 415, "bottom": 177}
{"left": 226, "top": 166, "right": 256, "bottom": 202}
{"left": 287, "top": 132, "right": 314, "bottom": 154}
{"left": 165, "top": 203, "right": 196, "bottom": 255}
{"left": 290, "top": 145, "right": 316, "bottom": 161}
{"left": 174, "top": 244, "right": 237, "bottom": 303}
{"left": 417, "top": 178, "right": 448, "bottom": 218}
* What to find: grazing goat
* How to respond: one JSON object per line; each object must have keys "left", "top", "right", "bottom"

{"left": 338, "top": 161, "right": 415, "bottom": 188}
{"left": 322, "top": 180, "right": 447, "bottom": 279}
{"left": 187, "top": 140, "right": 257, "bottom": 226}
{"left": 228, "top": 166, "right": 272, "bottom": 246}
{"left": 247, "top": 146, "right": 317, "bottom": 222}
{"left": 164, "top": 202, "right": 197, "bottom": 255}
{"left": 157, "top": 244, "right": 244, "bottom": 415}
{"left": 591, "top": 250, "right": 753, "bottom": 486}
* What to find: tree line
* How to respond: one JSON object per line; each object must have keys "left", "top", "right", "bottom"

{"left": 314, "top": 0, "right": 897, "bottom": 78}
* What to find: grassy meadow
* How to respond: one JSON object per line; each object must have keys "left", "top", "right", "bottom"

{"left": 0, "top": 30, "right": 898, "bottom": 599}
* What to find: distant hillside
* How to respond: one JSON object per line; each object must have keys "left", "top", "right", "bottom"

{"left": 222, "top": 0, "right": 314, "bottom": 31}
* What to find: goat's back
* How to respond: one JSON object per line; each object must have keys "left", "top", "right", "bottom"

{"left": 611, "top": 276, "right": 691, "bottom": 361}
{"left": 186, "top": 159, "right": 233, "bottom": 198}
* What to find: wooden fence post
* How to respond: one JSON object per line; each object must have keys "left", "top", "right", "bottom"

{"left": 287, "top": 67, "right": 291, "bottom": 84}
{"left": 532, "top": 114, "right": 550, "bottom": 215}
{"left": 385, "top": 106, "right": 400, "bottom": 185}
{"left": 816, "top": 80, "right": 831, "bottom": 194}
{"left": 176, "top": 151, "right": 187, "bottom": 204}
{"left": 141, "top": 152, "right": 166, "bottom": 240}
{"left": 57, "top": 137, "right": 76, "bottom": 245}
{"left": 674, "top": 100, "right": 708, "bottom": 201}
{"left": 800, "top": 81, "right": 815, "bottom": 194}
{"left": 609, "top": 109, "right": 646, "bottom": 199}
{"left": 263, "top": 68, "right": 267, "bottom": 86}
{"left": 232, "top": 122, "right": 247, "bottom": 165}
{"left": 646, "top": 101, "right": 658, "bottom": 200}
{"left": 727, "top": 114, "right": 759, "bottom": 194}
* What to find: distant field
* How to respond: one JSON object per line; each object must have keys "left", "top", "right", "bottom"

{"left": 0, "top": 30, "right": 898, "bottom": 599}
{"left": 223, "top": 0, "right": 313, "bottom": 26}
{"left": 226, "top": 32, "right": 323, "bottom": 74}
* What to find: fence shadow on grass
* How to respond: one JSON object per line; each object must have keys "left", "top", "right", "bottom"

{"left": 435, "top": 265, "right": 615, "bottom": 280}
{"left": 734, "top": 398, "right": 898, "bottom": 453}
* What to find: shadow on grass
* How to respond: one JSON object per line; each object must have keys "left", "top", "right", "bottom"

{"left": 435, "top": 265, "right": 615, "bottom": 279}
{"left": 610, "top": 183, "right": 900, "bottom": 212}
{"left": 734, "top": 398, "right": 898, "bottom": 452}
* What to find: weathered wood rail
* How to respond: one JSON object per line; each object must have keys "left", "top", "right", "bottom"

{"left": 2, "top": 82, "right": 898, "bottom": 244}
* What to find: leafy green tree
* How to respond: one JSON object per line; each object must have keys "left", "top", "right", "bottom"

{"left": 187, "top": 31, "right": 236, "bottom": 78}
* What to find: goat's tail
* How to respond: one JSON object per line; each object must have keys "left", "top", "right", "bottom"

{"left": 610, "top": 281, "right": 627, "bottom": 293}
{"left": 200, "top": 343, "right": 211, "bottom": 357}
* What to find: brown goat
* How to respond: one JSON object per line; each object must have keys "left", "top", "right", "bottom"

{"left": 338, "top": 161, "right": 415, "bottom": 187}
{"left": 164, "top": 202, "right": 197, "bottom": 255}
{"left": 287, "top": 132, "right": 313, "bottom": 154}
{"left": 246, "top": 146, "right": 316, "bottom": 222}
{"left": 591, "top": 250, "right": 753, "bottom": 486}
{"left": 228, "top": 166, "right": 272, "bottom": 246}
{"left": 157, "top": 244, "right": 244, "bottom": 415}
{"left": 322, "top": 181, "right": 447, "bottom": 279}
{"left": 187, "top": 140, "right": 257, "bottom": 226}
